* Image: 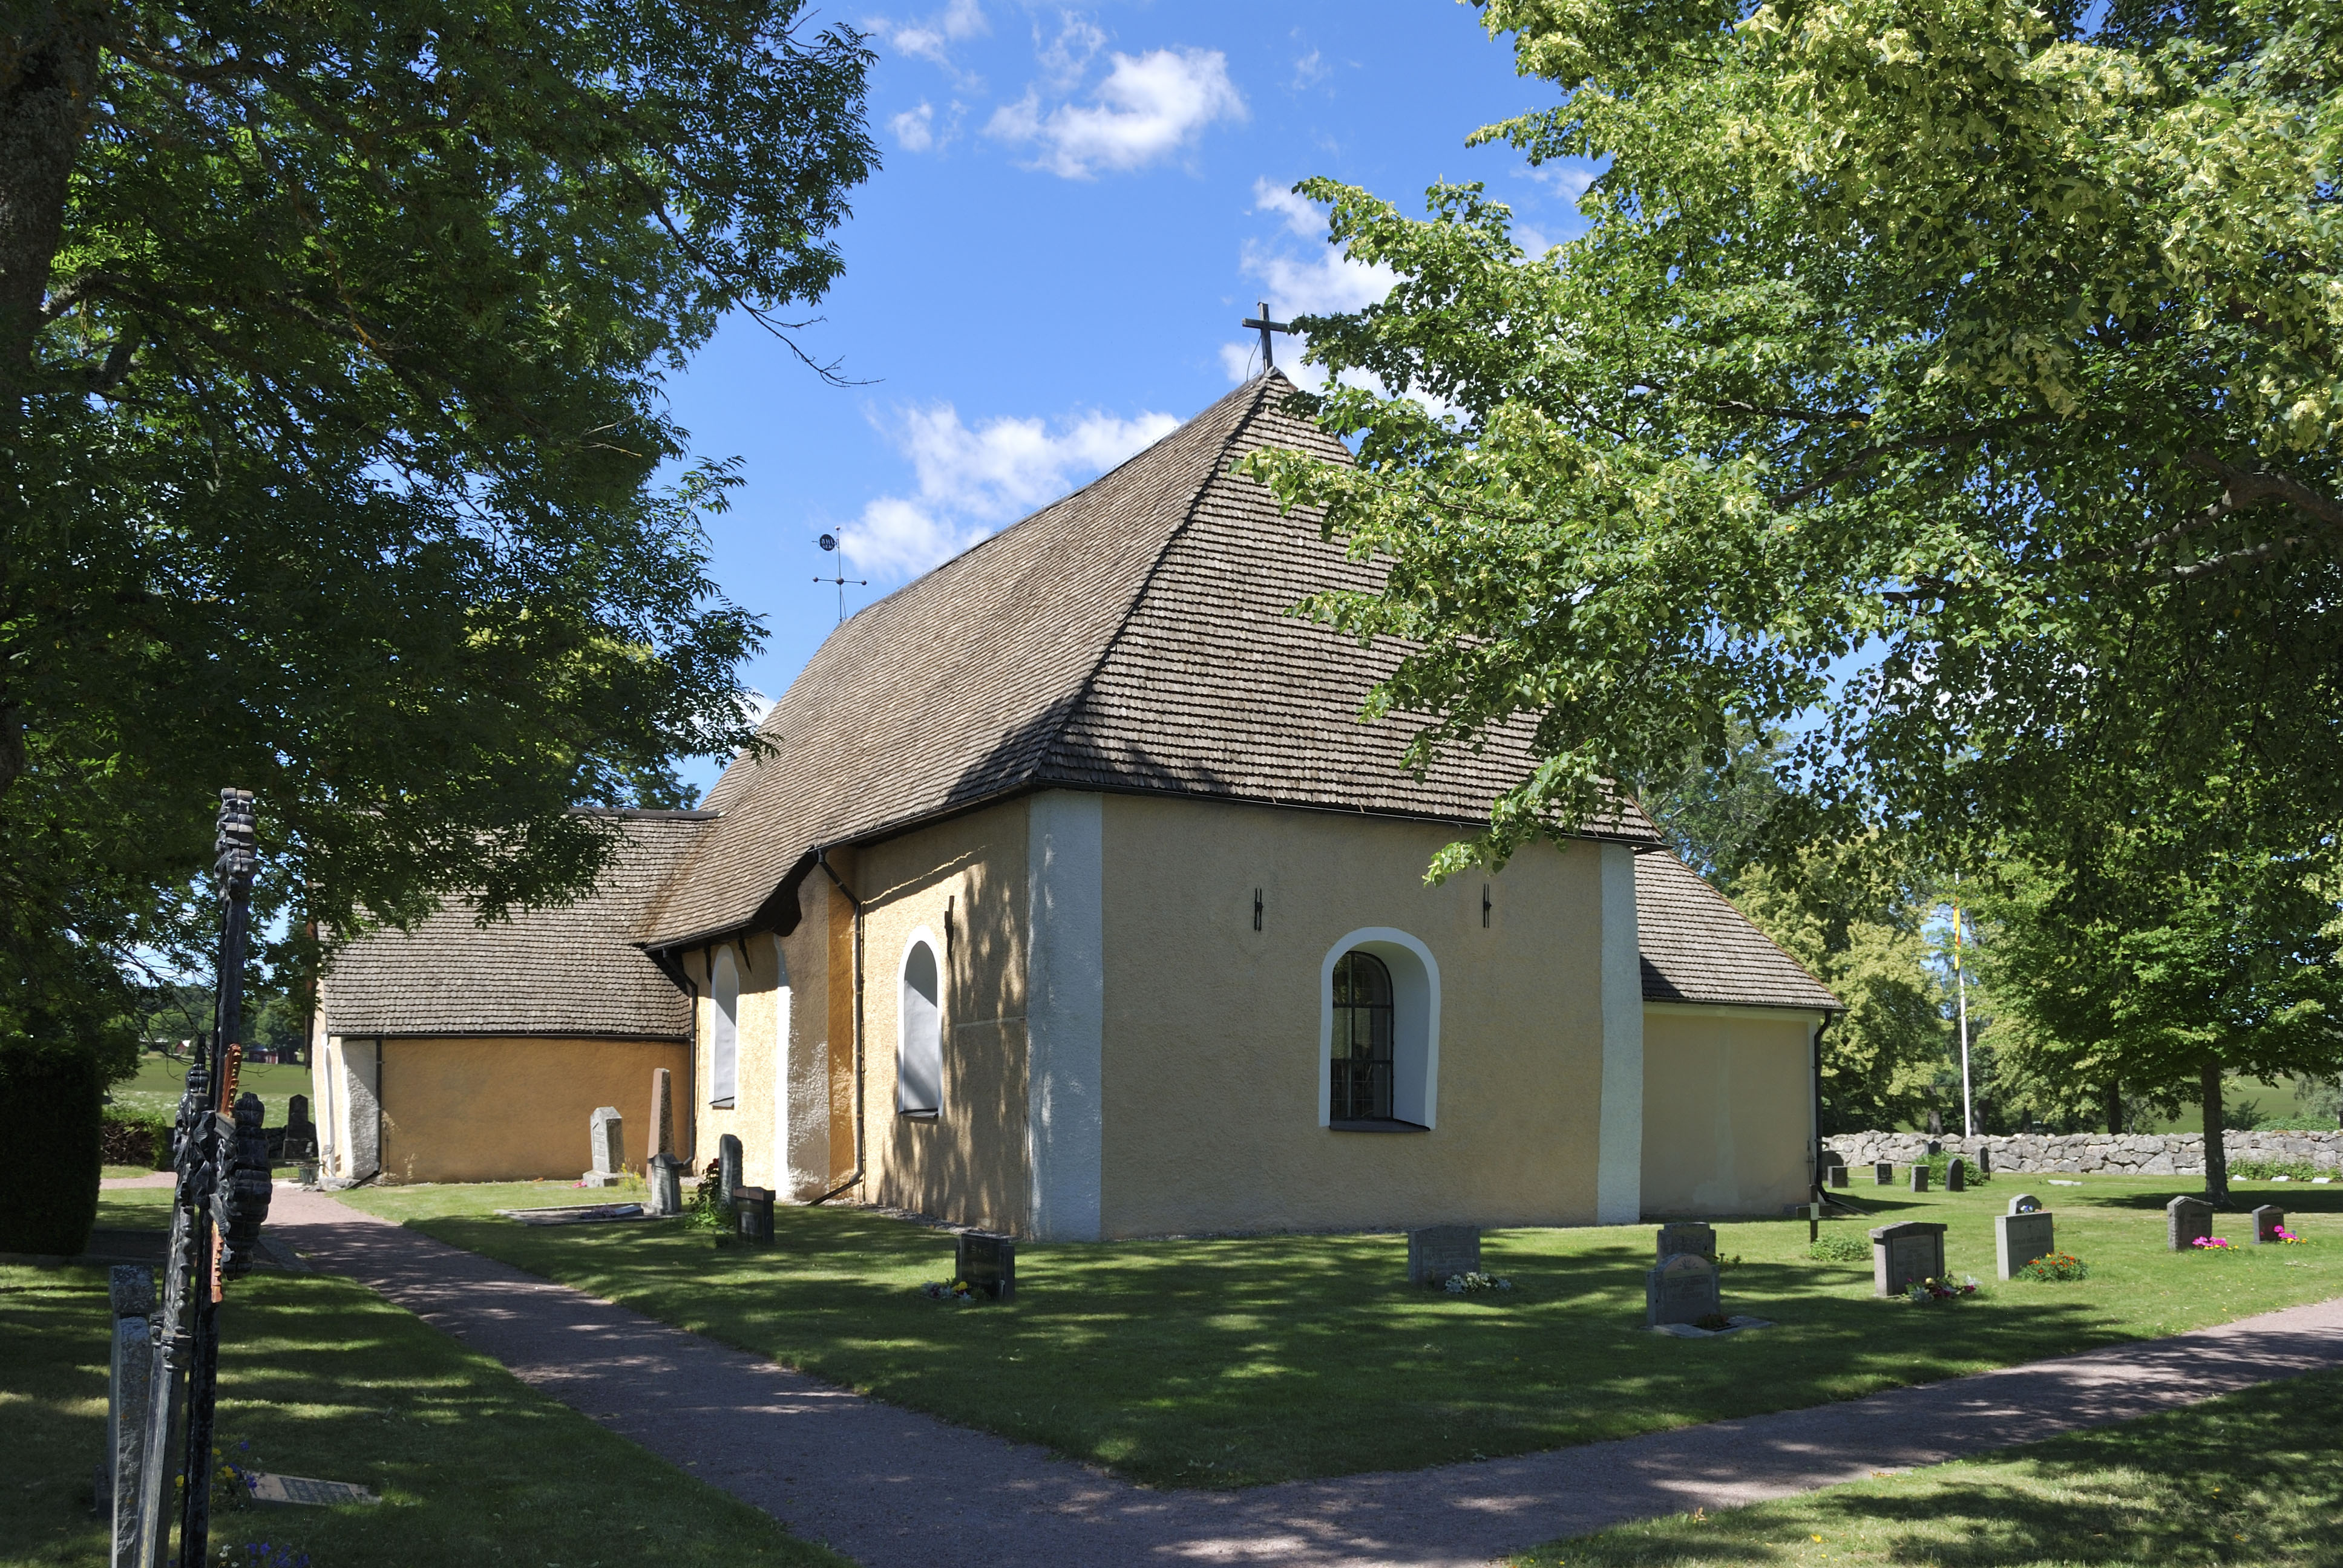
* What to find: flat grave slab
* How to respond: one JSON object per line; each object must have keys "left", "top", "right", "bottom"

{"left": 494, "top": 1203, "right": 648, "bottom": 1226}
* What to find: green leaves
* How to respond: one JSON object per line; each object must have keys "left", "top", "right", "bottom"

{"left": 1, "top": 1, "right": 875, "bottom": 1044}
{"left": 1241, "top": 0, "right": 2343, "bottom": 886}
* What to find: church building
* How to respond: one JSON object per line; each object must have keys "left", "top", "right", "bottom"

{"left": 312, "top": 373, "right": 1837, "bottom": 1236}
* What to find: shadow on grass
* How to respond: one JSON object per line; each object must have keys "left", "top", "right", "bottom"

{"left": 395, "top": 1202, "right": 2154, "bottom": 1488}
{"left": 1516, "top": 1365, "right": 2343, "bottom": 1567}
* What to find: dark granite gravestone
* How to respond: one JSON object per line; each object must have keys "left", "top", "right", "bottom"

{"left": 2007, "top": 1192, "right": 2043, "bottom": 1214}
{"left": 2166, "top": 1194, "right": 2215, "bottom": 1250}
{"left": 1656, "top": 1221, "right": 1717, "bottom": 1263}
{"left": 1996, "top": 1209, "right": 2056, "bottom": 1278}
{"left": 644, "top": 1154, "right": 684, "bottom": 1218}
{"left": 1946, "top": 1158, "right": 1967, "bottom": 1192}
{"left": 1830, "top": 1164, "right": 1849, "bottom": 1189}
{"left": 1927, "top": 1140, "right": 1942, "bottom": 1157}
{"left": 283, "top": 1093, "right": 313, "bottom": 1154}
{"left": 955, "top": 1232, "right": 1017, "bottom": 1300}
{"left": 1875, "top": 1161, "right": 1894, "bottom": 1185}
{"left": 1909, "top": 1163, "right": 1931, "bottom": 1194}
{"left": 732, "top": 1184, "right": 775, "bottom": 1245}
{"left": 1645, "top": 1252, "right": 1721, "bottom": 1328}
{"left": 582, "top": 1106, "right": 624, "bottom": 1189}
{"left": 2251, "top": 1204, "right": 2286, "bottom": 1244}
{"left": 1977, "top": 1145, "right": 1993, "bottom": 1175}
{"left": 1406, "top": 1225, "right": 1481, "bottom": 1285}
{"left": 717, "top": 1134, "right": 744, "bottom": 1206}
{"left": 1870, "top": 1220, "right": 1949, "bottom": 1295}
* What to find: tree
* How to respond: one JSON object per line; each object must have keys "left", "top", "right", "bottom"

{"left": 1242, "top": 0, "right": 2343, "bottom": 893}
{"left": 2, "top": 3, "right": 877, "bottom": 1056}
{"left": 1636, "top": 730, "right": 1953, "bottom": 1132}
{"left": 1971, "top": 848, "right": 2343, "bottom": 1204}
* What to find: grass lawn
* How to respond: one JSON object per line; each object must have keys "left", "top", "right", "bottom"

{"left": 0, "top": 1252, "right": 848, "bottom": 1566}
{"left": 108, "top": 1053, "right": 311, "bottom": 1125}
{"left": 337, "top": 1172, "right": 2343, "bottom": 1490}
{"left": 1510, "top": 1363, "right": 2343, "bottom": 1567}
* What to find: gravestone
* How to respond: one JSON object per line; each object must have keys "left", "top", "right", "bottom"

{"left": 2007, "top": 1192, "right": 2043, "bottom": 1215}
{"left": 1656, "top": 1221, "right": 1717, "bottom": 1263}
{"left": 732, "top": 1184, "right": 775, "bottom": 1245}
{"left": 284, "top": 1093, "right": 314, "bottom": 1155}
{"left": 1927, "top": 1140, "right": 1942, "bottom": 1157}
{"left": 956, "top": 1232, "right": 1017, "bottom": 1300}
{"left": 1909, "top": 1163, "right": 1931, "bottom": 1194}
{"left": 1995, "top": 1208, "right": 2056, "bottom": 1279}
{"left": 2166, "top": 1194, "right": 2215, "bottom": 1251}
{"left": 1870, "top": 1220, "right": 1949, "bottom": 1295}
{"left": 649, "top": 1068, "right": 675, "bottom": 1160}
{"left": 1947, "top": 1157, "right": 1967, "bottom": 1192}
{"left": 106, "top": 1264, "right": 154, "bottom": 1562}
{"left": 2250, "top": 1204, "right": 2286, "bottom": 1244}
{"left": 1406, "top": 1225, "right": 1481, "bottom": 1286}
{"left": 1645, "top": 1252, "right": 1721, "bottom": 1328}
{"left": 644, "top": 1154, "right": 684, "bottom": 1218}
{"left": 581, "top": 1106, "right": 624, "bottom": 1188}
{"left": 1829, "top": 1164, "right": 1849, "bottom": 1189}
{"left": 717, "top": 1134, "right": 744, "bottom": 1206}
{"left": 1875, "top": 1161, "right": 1894, "bottom": 1185}
{"left": 1978, "top": 1145, "right": 1993, "bottom": 1175}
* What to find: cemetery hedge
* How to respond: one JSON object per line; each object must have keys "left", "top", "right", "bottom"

{"left": 99, "top": 1108, "right": 172, "bottom": 1169}
{"left": 1510, "top": 1363, "right": 2343, "bottom": 1567}
{"left": 0, "top": 1255, "right": 853, "bottom": 1568}
{"left": 350, "top": 1173, "right": 2343, "bottom": 1489}
{"left": 0, "top": 1045, "right": 103, "bottom": 1256}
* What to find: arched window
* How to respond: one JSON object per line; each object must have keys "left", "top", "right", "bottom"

{"left": 898, "top": 934, "right": 943, "bottom": 1116}
{"left": 1330, "top": 950, "right": 1395, "bottom": 1121}
{"left": 1319, "top": 929, "right": 1440, "bottom": 1130}
{"left": 710, "top": 947, "right": 739, "bottom": 1108}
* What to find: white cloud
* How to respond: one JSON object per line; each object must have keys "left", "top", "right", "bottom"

{"left": 1219, "top": 178, "right": 1397, "bottom": 388}
{"left": 1035, "top": 12, "right": 1104, "bottom": 90}
{"left": 1291, "top": 46, "right": 1329, "bottom": 90}
{"left": 891, "top": 100, "right": 937, "bottom": 151}
{"left": 1251, "top": 176, "right": 1322, "bottom": 238}
{"left": 839, "top": 403, "right": 1179, "bottom": 580}
{"left": 1521, "top": 162, "right": 1599, "bottom": 200}
{"left": 986, "top": 47, "right": 1245, "bottom": 179}
{"left": 871, "top": 0, "right": 988, "bottom": 81}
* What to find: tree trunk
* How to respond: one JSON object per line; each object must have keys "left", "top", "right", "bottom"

{"left": 2200, "top": 1058, "right": 2230, "bottom": 1207}
{"left": 0, "top": 4, "right": 106, "bottom": 397}
{"left": 2105, "top": 1079, "right": 2123, "bottom": 1134}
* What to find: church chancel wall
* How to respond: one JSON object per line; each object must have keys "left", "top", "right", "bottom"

{"left": 1098, "top": 795, "right": 1617, "bottom": 1238}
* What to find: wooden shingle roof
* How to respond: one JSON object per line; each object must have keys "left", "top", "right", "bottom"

{"left": 323, "top": 812, "right": 709, "bottom": 1040}
{"left": 1637, "top": 851, "right": 1841, "bottom": 1011}
{"left": 638, "top": 374, "right": 1659, "bottom": 950}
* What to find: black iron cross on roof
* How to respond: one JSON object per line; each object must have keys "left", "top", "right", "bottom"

{"left": 1240, "top": 301, "right": 1293, "bottom": 372}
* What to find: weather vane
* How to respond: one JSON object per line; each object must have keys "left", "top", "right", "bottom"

{"left": 815, "top": 533, "right": 865, "bottom": 623}
{"left": 1240, "top": 301, "right": 1294, "bottom": 374}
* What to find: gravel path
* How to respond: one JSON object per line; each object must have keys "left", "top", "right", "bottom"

{"left": 262, "top": 1187, "right": 2343, "bottom": 1567}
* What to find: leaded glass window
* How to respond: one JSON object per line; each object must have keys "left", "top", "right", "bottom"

{"left": 1330, "top": 949, "right": 1394, "bottom": 1122}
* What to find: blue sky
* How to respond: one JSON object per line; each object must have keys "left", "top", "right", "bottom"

{"left": 665, "top": 1, "right": 1596, "bottom": 791}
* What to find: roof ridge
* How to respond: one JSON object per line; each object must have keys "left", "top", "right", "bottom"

{"left": 1023, "top": 374, "right": 1289, "bottom": 791}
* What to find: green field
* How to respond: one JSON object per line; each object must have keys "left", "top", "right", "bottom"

{"left": 0, "top": 1214, "right": 846, "bottom": 1567}
{"left": 1513, "top": 1362, "right": 2343, "bottom": 1567}
{"left": 108, "top": 1052, "right": 312, "bottom": 1126}
{"left": 338, "top": 1172, "right": 2343, "bottom": 1489}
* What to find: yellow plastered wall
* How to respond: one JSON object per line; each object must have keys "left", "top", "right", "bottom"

{"left": 854, "top": 799, "right": 1033, "bottom": 1233}
{"left": 1098, "top": 794, "right": 1610, "bottom": 1236}
{"left": 1639, "top": 1007, "right": 1818, "bottom": 1217}
{"left": 373, "top": 1036, "right": 689, "bottom": 1184}
{"left": 684, "top": 936, "right": 788, "bottom": 1192}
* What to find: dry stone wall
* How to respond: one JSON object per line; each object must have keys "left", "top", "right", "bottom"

{"left": 1824, "top": 1129, "right": 2343, "bottom": 1176}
